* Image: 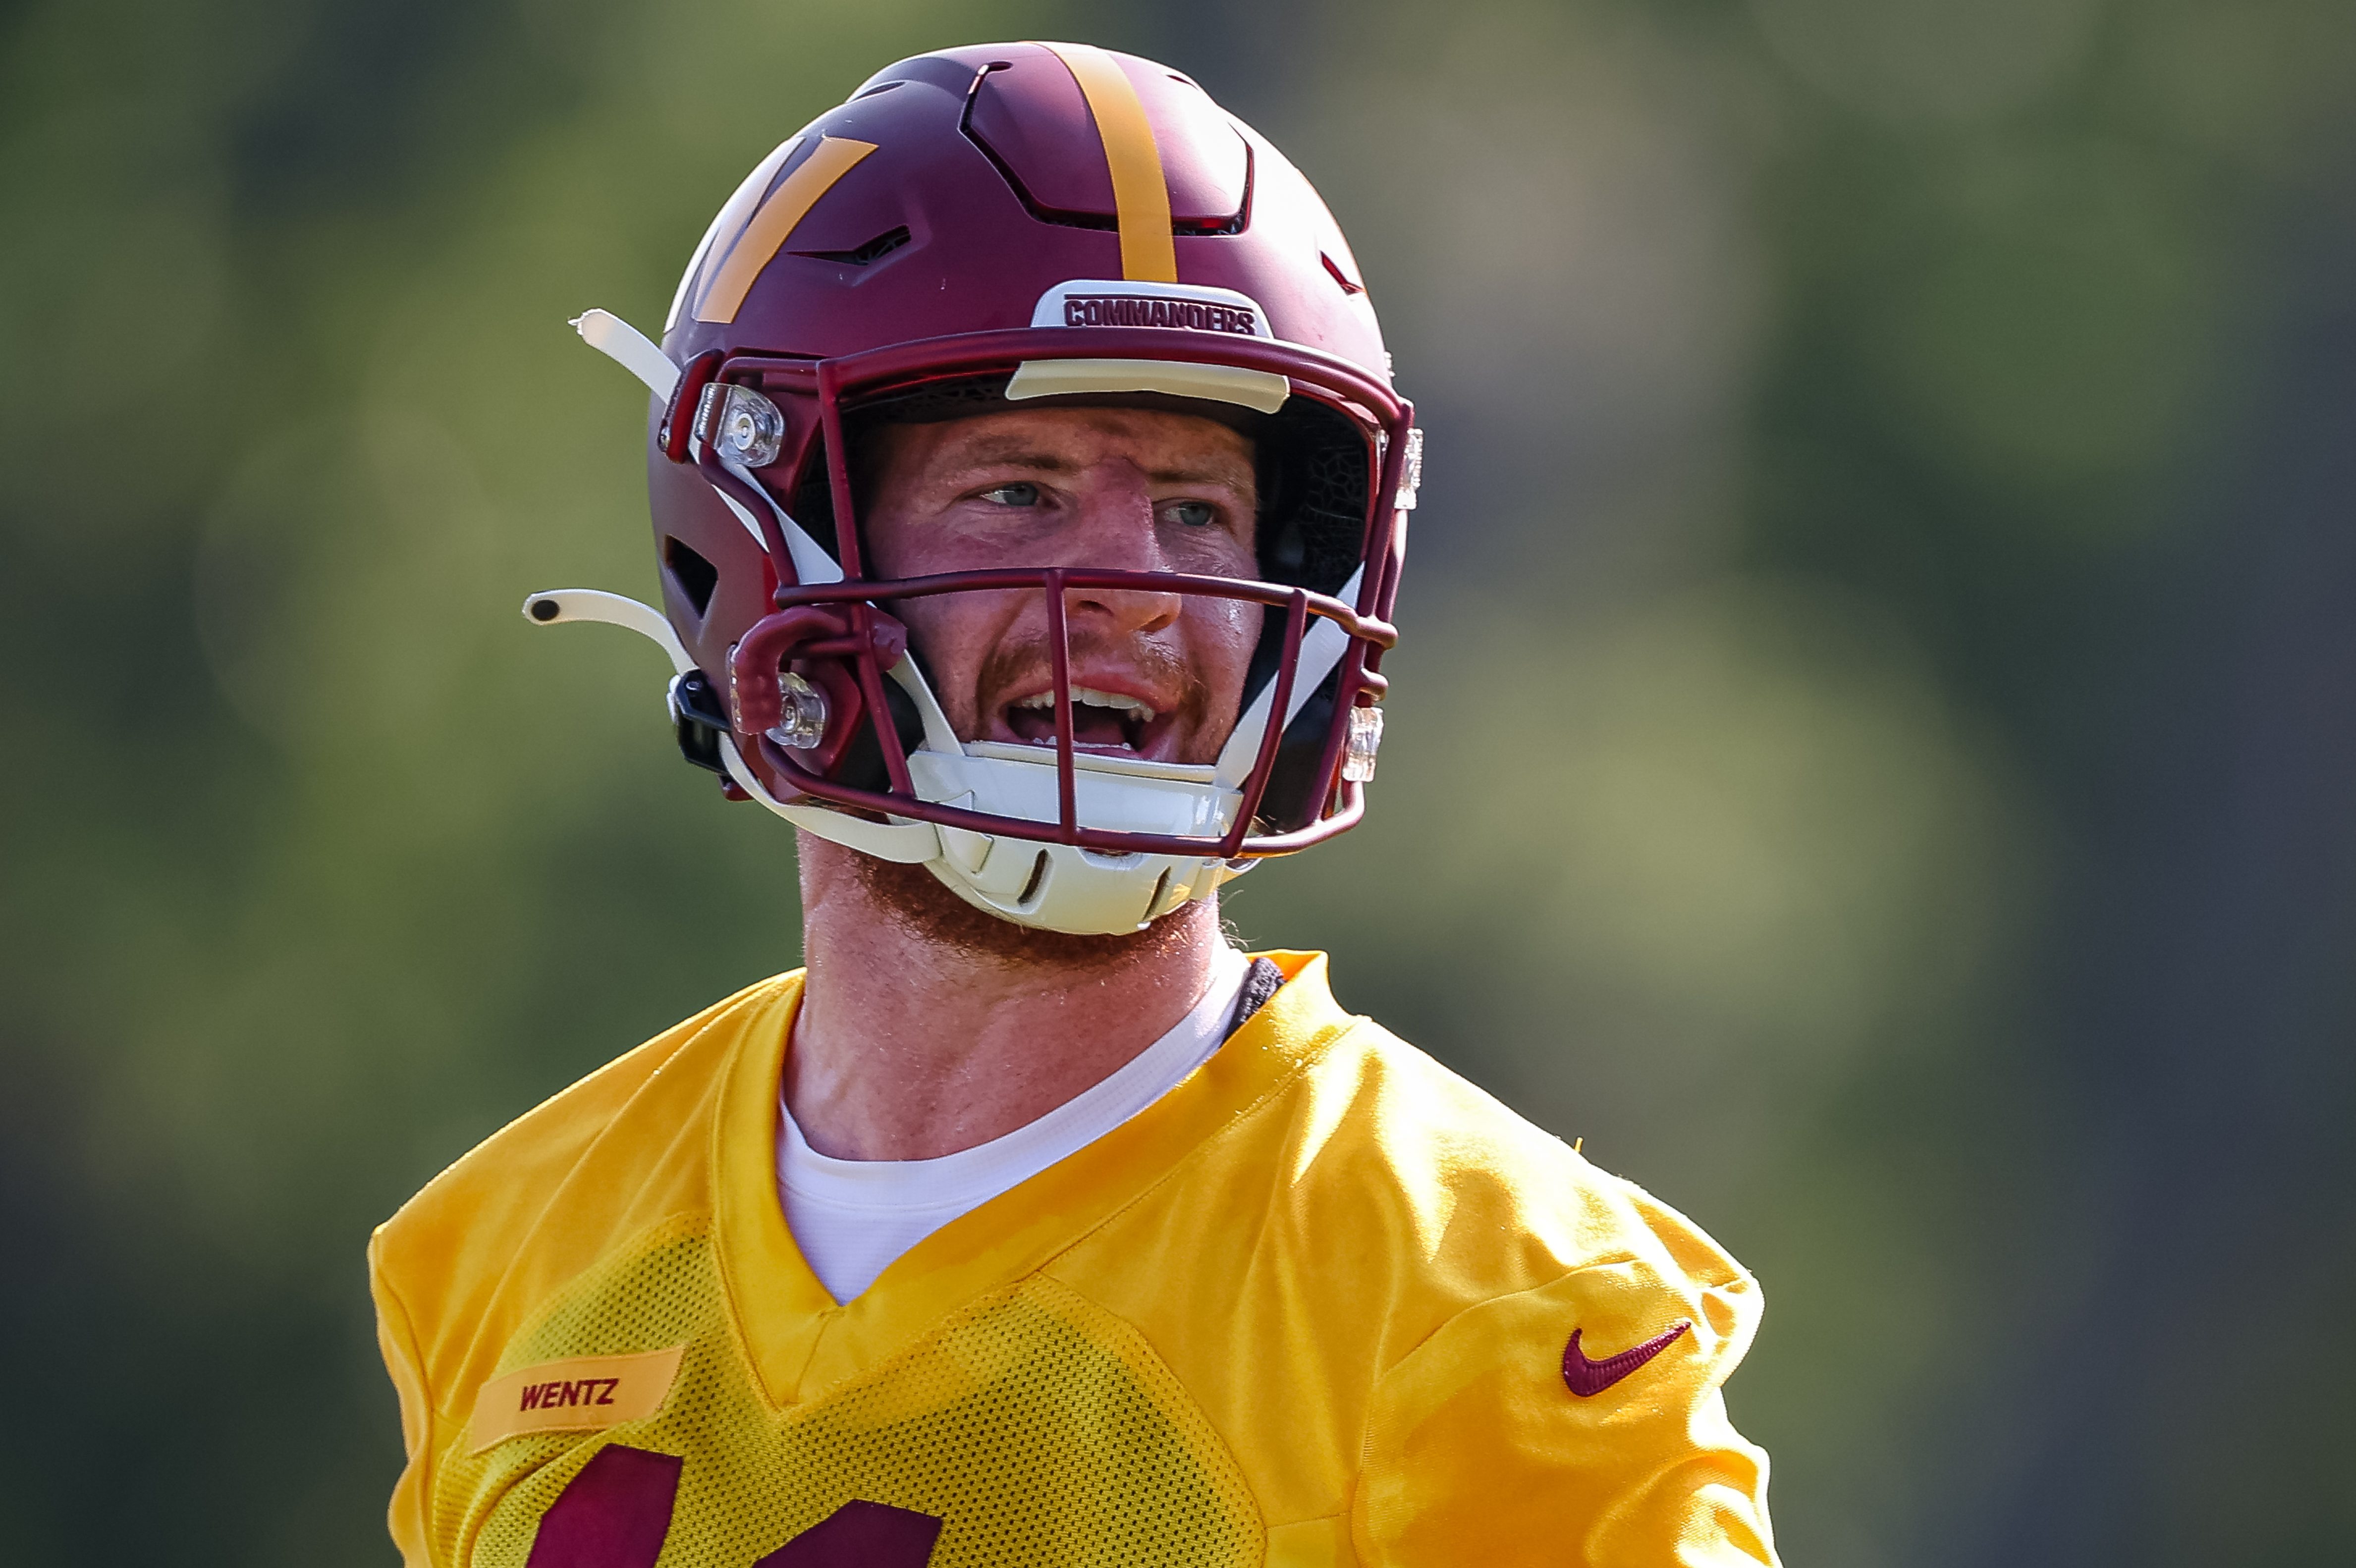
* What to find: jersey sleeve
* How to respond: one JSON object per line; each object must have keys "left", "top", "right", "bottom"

{"left": 1351, "top": 1188, "right": 1779, "bottom": 1568}
{"left": 369, "top": 1227, "right": 439, "bottom": 1568}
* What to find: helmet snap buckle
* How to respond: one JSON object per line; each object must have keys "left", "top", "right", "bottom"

{"left": 1342, "top": 704, "right": 1385, "bottom": 783}
{"left": 1395, "top": 428, "right": 1423, "bottom": 511}
{"left": 696, "top": 381, "right": 785, "bottom": 468}
{"left": 768, "top": 672, "right": 829, "bottom": 750}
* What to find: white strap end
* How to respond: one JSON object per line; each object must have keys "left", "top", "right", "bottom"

{"left": 523, "top": 588, "right": 693, "bottom": 676}
{"left": 571, "top": 308, "right": 680, "bottom": 401}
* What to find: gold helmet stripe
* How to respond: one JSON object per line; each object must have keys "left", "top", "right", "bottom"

{"left": 1037, "top": 43, "right": 1178, "bottom": 284}
{"left": 694, "top": 135, "right": 879, "bottom": 324}
{"left": 673, "top": 134, "right": 801, "bottom": 332}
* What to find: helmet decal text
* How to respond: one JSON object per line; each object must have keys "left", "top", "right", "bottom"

{"left": 1064, "top": 295, "right": 1256, "bottom": 334}
{"left": 1030, "top": 278, "right": 1274, "bottom": 339}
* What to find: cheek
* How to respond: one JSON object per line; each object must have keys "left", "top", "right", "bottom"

{"left": 1170, "top": 528, "right": 1258, "bottom": 580}
{"left": 1188, "top": 598, "right": 1261, "bottom": 704}
{"left": 894, "top": 591, "right": 1022, "bottom": 718}
{"left": 865, "top": 505, "right": 1021, "bottom": 582}
{"left": 861, "top": 515, "right": 923, "bottom": 581}
{"left": 862, "top": 501, "right": 991, "bottom": 582}
{"left": 894, "top": 596, "right": 978, "bottom": 685}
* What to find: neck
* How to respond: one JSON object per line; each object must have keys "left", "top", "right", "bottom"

{"left": 786, "top": 833, "right": 1228, "bottom": 1161}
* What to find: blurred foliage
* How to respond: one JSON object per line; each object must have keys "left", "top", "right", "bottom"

{"left": 2, "top": 0, "right": 2354, "bottom": 1565}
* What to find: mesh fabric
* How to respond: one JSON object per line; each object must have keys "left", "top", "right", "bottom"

{"left": 435, "top": 1215, "right": 1261, "bottom": 1568}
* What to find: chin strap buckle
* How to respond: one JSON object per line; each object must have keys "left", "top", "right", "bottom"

{"left": 726, "top": 604, "right": 909, "bottom": 785}
{"left": 666, "top": 670, "right": 730, "bottom": 774}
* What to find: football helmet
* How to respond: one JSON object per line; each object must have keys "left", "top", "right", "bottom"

{"left": 538, "top": 41, "right": 1418, "bottom": 935}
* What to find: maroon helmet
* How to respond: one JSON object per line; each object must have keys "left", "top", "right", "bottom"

{"left": 545, "top": 41, "right": 1418, "bottom": 934}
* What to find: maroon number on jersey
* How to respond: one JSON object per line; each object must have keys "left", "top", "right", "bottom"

{"left": 755, "top": 1500, "right": 944, "bottom": 1566}
{"left": 523, "top": 1445, "right": 941, "bottom": 1568}
{"left": 524, "top": 1445, "right": 682, "bottom": 1568}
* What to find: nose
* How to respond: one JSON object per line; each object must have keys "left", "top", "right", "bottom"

{"left": 1057, "top": 469, "right": 1181, "bottom": 636}
{"left": 1068, "top": 577, "right": 1183, "bottom": 638}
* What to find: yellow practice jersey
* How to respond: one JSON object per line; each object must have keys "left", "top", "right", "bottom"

{"left": 370, "top": 952, "right": 1778, "bottom": 1568}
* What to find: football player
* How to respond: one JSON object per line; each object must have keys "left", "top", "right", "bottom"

{"left": 370, "top": 41, "right": 1779, "bottom": 1568}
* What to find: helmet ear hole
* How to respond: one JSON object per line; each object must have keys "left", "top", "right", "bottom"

{"left": 663, "top": 537, "right": 720, "bottom": 619}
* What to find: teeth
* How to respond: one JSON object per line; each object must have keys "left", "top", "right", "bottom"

{"left": 1011, "top": 687, "right": 1157, "bottom": 723}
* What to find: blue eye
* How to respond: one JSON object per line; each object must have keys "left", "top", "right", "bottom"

{"left": 981, "top": 482, "right": 1041, "bottom": 507}
{"left": 1166, "top": 500, "right": 1217, "bottom": 528}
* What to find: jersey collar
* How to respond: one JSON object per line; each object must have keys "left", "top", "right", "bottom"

{"left": 711, "top": 950, "right": 1359, "bottom": 1409}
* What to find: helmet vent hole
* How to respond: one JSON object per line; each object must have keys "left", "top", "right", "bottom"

{"left": 1018, "top": 851, "right": 1049, "bottom": 907}
{"left": 793, "top": 225, "right": 913, "bottom": 266}
{"left": 663, "top": 537, "right": 719, "bottom": 619}
{"left": 1320, "top": 253, "right": 1365, "bottom": 296}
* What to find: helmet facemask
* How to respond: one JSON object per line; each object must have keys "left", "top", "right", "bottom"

{"left": 675, "top": 338, "right": 1408, "bottom": 934}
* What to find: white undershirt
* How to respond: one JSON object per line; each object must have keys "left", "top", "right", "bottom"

{"left": 777, "top": 944, "right": 1251, "bottom": 1304}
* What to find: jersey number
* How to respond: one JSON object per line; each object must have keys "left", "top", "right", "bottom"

{"left": 755, "top": 1499, "right": 944, "bottom": 1566}
{"left": 525, "top": 1445, "right": 942, "bottom": 1567}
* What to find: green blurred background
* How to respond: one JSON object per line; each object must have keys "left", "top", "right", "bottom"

{"left": 4, "top": 0, "right": 2355, "bottom": 1562}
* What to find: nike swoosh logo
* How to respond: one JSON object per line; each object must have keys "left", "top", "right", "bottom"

{"left": 1561, "top": 1320, "right": 1691, "bottom": 1397}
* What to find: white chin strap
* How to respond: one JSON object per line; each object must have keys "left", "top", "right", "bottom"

{"left": 557, "top": 306, "right": 1353, "bottom": 936}
{"left": 528, "top": 585, "right": 1299, "bottom": 934}
{"left": 525, "top": 583, "right": 1363, "bottom": 936}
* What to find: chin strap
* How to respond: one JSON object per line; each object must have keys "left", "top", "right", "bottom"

{"left": 521, "top": 588, "right": 943, "bottom": 865}
{"left": 714, "top": 735, "right": 943, "bottom": 864}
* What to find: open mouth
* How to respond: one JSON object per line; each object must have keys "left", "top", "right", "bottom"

{"left": 1004, "top": 686, "right": 1165, "bottom": 754}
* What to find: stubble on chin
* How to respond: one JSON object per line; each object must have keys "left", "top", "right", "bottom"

{"left": 848, "top": 851, "right": 1205, "bottom": 968}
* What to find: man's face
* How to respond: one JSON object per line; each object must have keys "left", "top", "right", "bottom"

{"left": 861, "top": 406, "right": 1260, "bottom": 767}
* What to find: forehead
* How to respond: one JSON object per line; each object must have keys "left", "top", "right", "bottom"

{"left": 870, "top": 405, "right": 1256, "bottom": 486}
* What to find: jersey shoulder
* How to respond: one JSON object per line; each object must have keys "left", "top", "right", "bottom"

{"left": 1296, "top": 1013, "right": 1750, "bottom": 1298}
{"left": 1057, "top": 963, "right": 1772, "bottom": 1563}
{"left": 1305, "top": 1026, "right": 1776, "bottom": 1564}
{"left": 369, "top": 973, "right": 799, "bottom": 1406}
{"left": 1071, "top": 961, "right": 1753, "bottom": 1365}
